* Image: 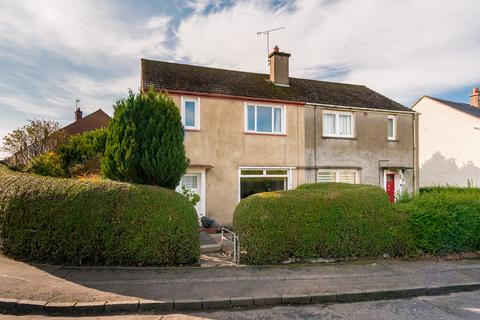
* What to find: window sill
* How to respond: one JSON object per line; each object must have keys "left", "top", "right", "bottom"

{"left": 244, "top": 132, "right": 287, "bottom": 137}
{"left": 387, "top": 139, "right": 399, "bottom": 142}
{"left": 322, "top": 136, "right": 357, "bottom": 140}
{"left": 185, "top": 128, "right": 201, "bottom": 132}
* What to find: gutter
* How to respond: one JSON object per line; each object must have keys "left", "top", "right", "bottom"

{"left": 305, "top": 102, "right": 417, "bottom": 115}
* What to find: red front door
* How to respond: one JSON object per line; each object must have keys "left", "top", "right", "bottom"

{"left": 386, "top": 174, "right": 395, "bottom": 203}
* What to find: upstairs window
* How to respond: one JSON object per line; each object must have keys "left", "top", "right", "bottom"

{"left": 245, "top": 104, "right": 285, "bottom": 134}
{"left": 387, "top": 115, "right": 397, "bottom": 140}
{"left": 181, "top": 97, "right": 200, "bottom": 130}
{"left": 323, "top": 111, "right": 354, "bottom": 138}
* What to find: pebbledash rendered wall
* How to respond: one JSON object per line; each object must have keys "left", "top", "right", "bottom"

{"left": 170, "top": 94, "right": 305, "bottom": 226}
{"left": 303, "top": 105, "right": 419, "bottom": 193}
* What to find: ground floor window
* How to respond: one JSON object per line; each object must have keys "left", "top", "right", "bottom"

{"left": 317, "top": 169, "right": 359, "bottom": 184}
{"left": 239, "top": 168, "right": 292, "bottom": 199}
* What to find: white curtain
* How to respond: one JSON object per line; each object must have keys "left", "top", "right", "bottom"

{"left": 339, "top": 114, "right": 352, "bottom": 135}
{"left": 323, "top": 114, "right": 336, "bottom": 135}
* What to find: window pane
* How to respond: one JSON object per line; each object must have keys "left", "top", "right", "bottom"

{"left": 247, "top": 106, "right": 255, "bottom": 131}
{"left": 317, "top": 171, "right": 336, "bottom": 183}
{"left": 274, "top": 108, "right": 282, "bottom": 132}
{"left": 323, "top": 114, "right": 336, "bottom": 135}
{"left": 240, "top": 169, "right": 264, "bottom": 175}
{"left": 240, "top": 177, "right": 286, "bottom": 199}
{"left": 185, "top": 101, "right": 196, "bottom": 127}
{"left": 387, "top": 118, "right": 394, "bottom": 138}
{"left": 181, "top": 175, "right": 198, "bottom": 188}
{"left": 256, "top": 106, "right": 272, "bottom": 132}
{"left": 339, "top": 114, "right": 352, "bottom": 135}
{"left": 266, "top": 169, "right": 288, "bottom": 176}
{"left": 339, "top": 171, "right": 356, "bottom": 184}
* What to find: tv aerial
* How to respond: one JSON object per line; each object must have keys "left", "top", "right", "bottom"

{"left": 257, "top": 27, "right": 285, "bottom": 64}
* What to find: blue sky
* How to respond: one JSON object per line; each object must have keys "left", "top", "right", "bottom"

{"left": 1, "top": 0, "right": 479, "bottom": 157}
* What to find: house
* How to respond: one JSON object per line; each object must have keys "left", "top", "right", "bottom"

{"left": 7, "top": 108, "right": 110, "bottom": 165}
{"left": 412, "top": 89, "right": 480, "bottom": 187}
{"left": 141, "top": 47, "right": 419, "bottom": 225}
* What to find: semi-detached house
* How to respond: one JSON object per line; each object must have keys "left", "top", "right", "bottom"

{"left": 141, "top": 47, "right": 419, "bottom": 225}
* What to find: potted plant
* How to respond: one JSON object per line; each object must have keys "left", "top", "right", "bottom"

{"left": 200, "top": 216, "right": 216, "bottom": 233}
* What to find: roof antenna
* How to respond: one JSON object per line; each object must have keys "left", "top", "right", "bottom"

{"left": 257, "top": 27, "right": 285, "bottom": 64}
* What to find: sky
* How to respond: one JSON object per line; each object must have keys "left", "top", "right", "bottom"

{"left": 1, "top": 0, "right": 479, "bottom": 158}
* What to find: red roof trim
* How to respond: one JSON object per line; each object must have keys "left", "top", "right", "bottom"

{"left": 145, "top": 87, "right": 305, "bottom": 106}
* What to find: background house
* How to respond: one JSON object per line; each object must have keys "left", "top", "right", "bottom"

{"left": 412, "top": 89, "right": 480, "bottom": 187}
{"left": 7, "top": 108, "right": 110, "bottom": 165}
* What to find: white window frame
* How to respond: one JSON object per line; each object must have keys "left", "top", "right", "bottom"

{"left": 181, "top": 96, "right": 200, "bottom": 130}
{"left": 317, "top": 169, "right": 360, "bottom": 184}
{"left": 322, "top": 111, "right": 355, "bottom": 138}
{"left": 387, "top": 115, "right": 397, "bottom": 141}
{"left": 244, "top": 103, "right": 286, "bottom": 135}
{"left": 238, "top": 167, "right": 294, "bottom": 202}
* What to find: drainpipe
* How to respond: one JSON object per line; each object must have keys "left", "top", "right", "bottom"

{"left": 378, "top": 160, "right": 390, "bottom": 188}
{"left": 313, "top": 106, "right": 317, "bottom": 183}
{"left": 412, "top": 113, "right": 418, "bottom": 194}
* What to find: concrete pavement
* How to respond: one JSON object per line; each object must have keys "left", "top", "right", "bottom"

{"left": 1, "top": 255, "right": 480, "bottom": 314}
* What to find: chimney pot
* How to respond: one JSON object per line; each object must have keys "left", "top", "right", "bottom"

{"left": 470, "top": 87, "right": 480, "bottom": 108}
{"left": 75, "top": 107, "right": 83, "bottom": 121}
{"left": 268, "top": 45, "right": 291, "bottom": 86}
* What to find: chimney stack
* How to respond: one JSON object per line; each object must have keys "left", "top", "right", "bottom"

{"left": 75, "top": 107, "right": 83, "bottom": 121}
{"left": 470, "top": 87, "right": 480, "bottom": 108}
{"left": 268, "top": 45, "right": 291, "bottom": 86}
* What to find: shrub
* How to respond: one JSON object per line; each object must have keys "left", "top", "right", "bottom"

{"left": 234, "top": 183, "right": 413, "bottom": 264}
{"left": 58, "top": 128, "right": 107, "bottom": 176}
{"left": 419, "top": 186, "right": 480, "bottom": 194}
{"left": 26, "top": 152, "right": 64, "bottom": 177}
{"left": 0, "top": 165, "right": 199, "bottom": 266}
{"left": 406, "top": 189, "right": 480, "bottom": 254}
{"left": 102, "top": 89, "right": 188, "bottom": 189}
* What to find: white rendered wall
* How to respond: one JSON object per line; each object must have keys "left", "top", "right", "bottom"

{"left": 413, "top": 97, "right": 480, "bottom": 187}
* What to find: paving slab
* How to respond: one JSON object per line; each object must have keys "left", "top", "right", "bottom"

{"left": 1, "top": 255, "right": 480, "bottom": 315}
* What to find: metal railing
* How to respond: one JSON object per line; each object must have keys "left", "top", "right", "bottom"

{"left": 221, "top": 227, "right": 240, "bottom": 264}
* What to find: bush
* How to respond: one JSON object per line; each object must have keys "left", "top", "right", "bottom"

{"left": 0, "top": 166, "right": 199, "bottom": 266}
{"left": 102, "top": 89, "right": 188, "bottom": 189}
{"left": 406, "top": 189, "right": 480, "bottom": 254}
{"left": 419, "top": 186, "right": 480, "bottom": 194}
{"left": 26, "top": 152, "right": 64, "bottom": 177}
{"left": 58, "top": 129, "right": 107, "bottom": 176}
{"left": 234, "top": 183, "right": 413, "bottom": 264}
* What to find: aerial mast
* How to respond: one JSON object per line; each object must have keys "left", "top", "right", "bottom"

{"left": 257, "top": 27, "right": 285, "bottom": 64}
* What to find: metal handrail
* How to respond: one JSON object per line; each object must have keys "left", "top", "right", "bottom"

{"left": 221, "top": 227, "right": 240, "bottom": 264}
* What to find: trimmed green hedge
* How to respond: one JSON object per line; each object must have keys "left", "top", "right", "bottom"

{"left": 0, "top": 166, "right": 199, "bottom": 266}
{"left": 406, "top": 189, "right": 480, "bottom": 254}
{"left": 234, "top": 183, "right": 413, "bottom": 264}
{"left": 419, "top": 186, "right": 480, "bottom": 194}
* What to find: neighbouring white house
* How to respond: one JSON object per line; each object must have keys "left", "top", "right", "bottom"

{"left": 412, "top": 88, "right": 480, "bottom": 187}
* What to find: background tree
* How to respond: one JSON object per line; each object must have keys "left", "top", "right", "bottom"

{"left": 58, "top": 128, "right": 107, "bottom": 177}
{"left": 102, "top": 89, "right": 188, "bottom": 189}
{"left": 2, "top": 119, "right": 66, "bottom": 165}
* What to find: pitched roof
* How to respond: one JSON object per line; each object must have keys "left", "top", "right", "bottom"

{"left": 141, "top": 59, "right": 412, "bottom": 112}
{"left": 62, "top": 109, "right": 111, "bottom": 136}
{"left": 425, "top": 96, "right": 480, "bottom": 118}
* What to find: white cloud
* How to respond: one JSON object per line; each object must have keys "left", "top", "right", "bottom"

{"left": 0, "top": 95, "right": 64, "bottom": 117}
{"left": 0, "top": 0, "right": 171, "bottom": 65}
{"left": 174, "top": 0, "right": 480, "bottom": 103}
